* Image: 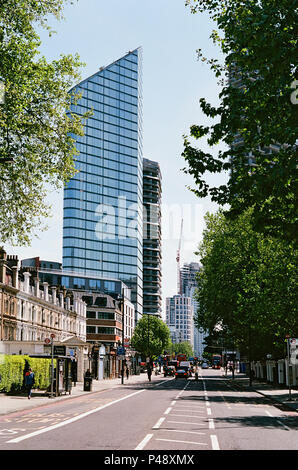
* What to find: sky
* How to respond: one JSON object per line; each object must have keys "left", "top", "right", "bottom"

{"left": 4, "top": 0, "right": 227, "bottom": 316}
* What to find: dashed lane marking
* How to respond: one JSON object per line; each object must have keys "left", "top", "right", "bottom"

{"left": 152, "top": 418, "right": 165, "bottom": 430}
{"left": 135, "top": 433, "right": 153, "bottom": 450}
{"left": 211, "top": 434, "right": 220, "bottom": 450}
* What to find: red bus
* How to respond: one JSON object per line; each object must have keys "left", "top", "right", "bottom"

{"left": 176, "top": 354, "right": 187, "bottom": 365}
{"left": 212, "top": 354, "right": 222, "bottom": 369}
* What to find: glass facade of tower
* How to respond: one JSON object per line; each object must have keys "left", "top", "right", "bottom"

{"left": 63, "top": 49, "right": 143, "bottom": 320}
{"left": 143, "top": 158, "right": 162, "bottom": 316}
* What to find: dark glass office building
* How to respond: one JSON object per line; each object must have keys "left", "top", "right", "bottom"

{"left": 63, "top": 49, "right": 143, "bottom": 321}
{"left": 143, "top": 158, "right": 162, "bottom": 316}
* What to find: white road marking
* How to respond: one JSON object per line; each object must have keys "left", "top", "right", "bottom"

{"left": 169, "top": 413, "right": 206, "bottom": 418}
{"left": 207, "top": 408, "right": 212, "bottom": 415}
{"left": 211, "top": 434, "right": 220, "bottom": 450}
{"left": 161, "top": 429, "right": 206, "bottom": 436}
{"left": 152, "top": 379, "right": 175, "bottom": 387}
{"left": 167, "top": 420, "right": 205, "bottom": 426}
{"left": 164, "top": 407, "right": 172, "bottom": 415}
{"left": 7, "top": 389, "right": 146, "bottom": 444}
{"left": 0, "top": 428, "right": 26, "bottom": 436}
{"left": 173, "top": 405, "right": 205, "bottom": 409}
{"left": 152, "top": 418, "right": 165, "bottom": 429}
{"left": 135, "top": 433, "right": 153, "bottom": 450}
{"left": 174, "top": 409, "right": 205, "bottom": 414}
{"left": 156, "top": 438, "right": 208, "bottom": 446}
{"left": 277, "top": 419, "right": 291, "bottom": 431}
{"left": 209, "top": 419, "right": 215, "bottom": 429}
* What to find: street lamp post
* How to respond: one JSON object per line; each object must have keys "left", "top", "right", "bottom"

{"left": 120, "top": 287, "right": 125, "bottom": 385}
{"left": 147, "top": 314, "right": 150, "bottom": 361}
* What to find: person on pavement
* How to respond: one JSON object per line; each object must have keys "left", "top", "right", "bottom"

{"left": 24, "top": 368, "right": 35, "bottom": 399}
{"left": 147, "top": 364, "right": 152, "bottom": 382}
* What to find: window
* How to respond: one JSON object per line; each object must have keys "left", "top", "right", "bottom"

{"left": 97, "top": 327, "right": 116, "bottom": 335}
{"left": 86, "top": 311, "right": 96, "bottom": 319}
{"left": 82, "top": 296, "right": 93, "bottom": 306}
{"left": 87, "top": 326, "right": 96, "bottom": 334}
{"left": 95, "top": 297, "right": 107, "bottom": 307}
{"left": 97, "top": 312, "right": 115, "bottom": 320}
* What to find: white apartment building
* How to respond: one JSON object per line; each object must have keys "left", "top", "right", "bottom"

{"left": 180, "top": 262, "right": 207, "bottom": 359}
{"left": 166, "top": 295, "right": 194, "bottom": 347}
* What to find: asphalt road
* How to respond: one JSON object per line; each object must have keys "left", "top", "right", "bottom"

{"left": 0, "top": 369, "right": 298, "bottom": 451}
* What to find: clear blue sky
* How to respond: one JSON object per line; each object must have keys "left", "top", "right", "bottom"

{"left": 5, "top": 0, "right": 227, "bottom": 314}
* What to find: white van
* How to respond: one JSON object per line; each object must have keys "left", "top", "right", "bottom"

{"left": 179, "top": 361, "right": 191, "bottom": 376}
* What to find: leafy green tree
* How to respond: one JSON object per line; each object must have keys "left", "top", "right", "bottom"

{"left": 131, "top": 315, "right": 171, "bottom": 361}
{"left": 183, "top": 0, "right": 297, "bottom": 244}
{"left": 0, "top": 0, "right": 90, "bottom": 245}
{"left": 195, "top": 209, "right": 298, "bottom": 360}
{"left": 169, "top": 341, "right": 194, "bottom": 358}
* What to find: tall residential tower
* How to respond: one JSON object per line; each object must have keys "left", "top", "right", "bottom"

{"left": 143, "top": 158, "right": 162, "bottom": 316}
{"left": 63, "top": 49, "right": 143, "bottom": 321}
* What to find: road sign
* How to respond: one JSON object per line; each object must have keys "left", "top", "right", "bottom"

{"left": 54, "top": 345, "right": 66, "bottom": 356}
{"left": 45, "top": 338, "right": 51, "bottom": 344}
{"left": 117, "top": 347, "right": 125, "bottom": 356}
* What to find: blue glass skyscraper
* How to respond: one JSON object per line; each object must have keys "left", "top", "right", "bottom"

{"left": 63, "top": 48, "right": 143, "bottom": 320}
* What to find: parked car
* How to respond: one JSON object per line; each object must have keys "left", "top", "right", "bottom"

{"left": 175, "top": 368, "right": 189, "bottom": 379}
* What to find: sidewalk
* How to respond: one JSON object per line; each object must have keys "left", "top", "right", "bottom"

{"left": 0, "top": 372, "right": 160, "bottom": 417}
{"left": 223, "top": 371, "right": 298, "bottom": 413}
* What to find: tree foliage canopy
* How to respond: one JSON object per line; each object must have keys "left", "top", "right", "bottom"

{"left": 183, "top": 0, "right": 298, "bottom": 244}
{"left": 131, "top": 315, "right": 171, "bottom": 360}
{"left": 0, "top": 0, "right": 90, "bottom": 245}
{"left": 168, "top": 341, "right": 194, "bottom": 358}
{"left": 195, "top": 209, "right": 298, "bottom": 360}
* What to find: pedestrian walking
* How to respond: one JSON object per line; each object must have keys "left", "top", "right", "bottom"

{"left": 147, "top": 364, "right": 152, "bottom": 382}
{"left": 126, "top": 367, "right": 129, "bottom": 380}
{"left": 24, "top": 368, "right": 35, "bottom": 399}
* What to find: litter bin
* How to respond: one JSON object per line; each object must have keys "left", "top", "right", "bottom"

{"left": 84, "top": 376, "right": 92, "bottom": 392}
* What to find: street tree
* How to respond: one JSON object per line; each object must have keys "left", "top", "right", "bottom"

{"left": 0, "top": 0, "right": 90, "bottom": 245}
{"left": 131, "top": 315, "right": 171, "bottom": 361}
{"left": 195, "top": 209, "right": 298, "bottom": 361}
{"left": 168, "top": 341, "right": 194, "bottom": 358}
{"left": 182, "top": 0, "right": 297, "bottom": 244}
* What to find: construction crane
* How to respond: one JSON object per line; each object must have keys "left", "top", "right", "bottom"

{"left": 176, "top": 218, "right": 183, "bottom": 295}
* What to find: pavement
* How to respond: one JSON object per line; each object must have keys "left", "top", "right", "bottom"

{"left": 1, "top": 369, "right": 298, "bottom": 416}
{"left": 0, "top": 372, "right": 161, "bottom": 416}
{"left": 223, "top": 371, "right": 298, "bottom": 413}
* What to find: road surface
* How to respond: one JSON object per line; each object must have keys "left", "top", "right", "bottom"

{"left": 0, "top": 369, "right": 297, "bottom": 451}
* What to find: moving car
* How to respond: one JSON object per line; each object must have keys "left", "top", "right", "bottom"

{"left": 164, "top": 365, "right": 175, "bottom": 377}
{"left": 201, "top": 362, "right": 209, "bottom": 369}
{"left": 179, "top": 361, "right": 192, "bottom": 377}
{"left": 175, "top": 368, "right": 189, "bottom": 379}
